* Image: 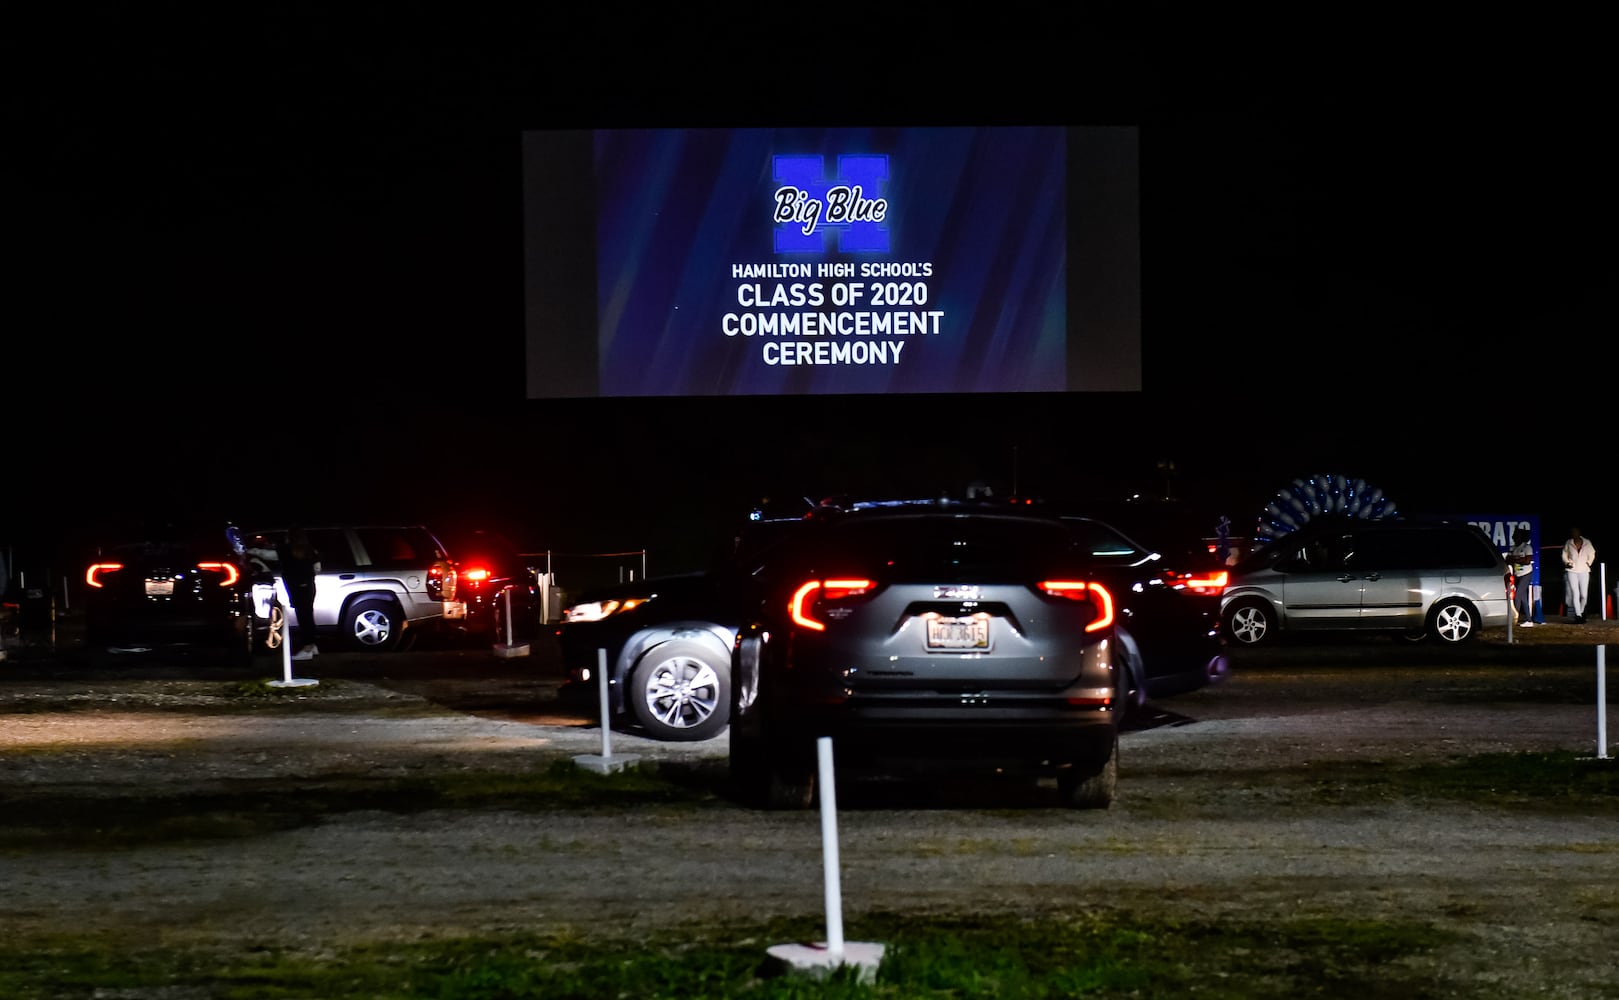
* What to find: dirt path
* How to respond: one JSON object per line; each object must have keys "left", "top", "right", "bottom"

{"left": 2, "top": 648, "right": 1616, "bottom": 996}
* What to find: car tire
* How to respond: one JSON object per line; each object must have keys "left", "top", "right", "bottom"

{"left": 628, "top": 639, "right": 732, "bottom": 742}
{"left": 1224, "top": 599, "right": 1275, "bottom": 646}
{"left": 1428, "top": 598, "right": 1479, "bottom": 644}
{"left": 83, "top": 641, "right": 117, "bottom": 671}
{"left": 230, "top": 617, "right": 255, "bottom": 667}
{"left": 729, "top": 720, "right": 815, "bottom": 810}
{"left": 344, "top": 598, "right": 402, "bottom": 651}
{"left": 1058, "top": 734, "right": 1118, "bottom": 809}
{"left": 1114, "top": 629, "right": 1148, "bottom": 721}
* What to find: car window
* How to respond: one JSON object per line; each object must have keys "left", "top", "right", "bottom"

{"left": 307, "top": 529, "right": 354, "bottom": 570}
{"left": 1350, "top": 527, "right": 1498, "bottom": 571}
{"left": 810, "top": 515, "right": 1081, "bottom": 582}
{"left": 241, "top": 528, "right": 353, "bottom": 572}
{"left": 1278, "top": 533, "right": 1349, "bottom": 571}
{"left": 1421, "top": 528, "right": 1498, "bottom": 569}
{"left": 352, "top": 527, "right": 440, "bottom": 570}
{"left": 1061, "top": 517, "right": 1152, "bottom": 565}
{"left": 1347, "top": 529, "right": 1407, "bottom": 569}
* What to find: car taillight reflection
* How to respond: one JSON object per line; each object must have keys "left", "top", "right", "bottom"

{"left": 1164, "top": 569, "right": 1228, "bottom": 595}
{"left": 790, "top": 578, "right": 876, "bottom": 631}
{"left": 562, "top": 596, "right": 649, "bottom": 623}
{"left": 196, "top": 562, "right": 241, "bottom": 586}
{"left": 428, "top": 561, "right": 458, "bottom": 601}
{"left": 1038, "top": 580, "right": 1116, "bottom": 632}
{"left": 86, "top": 561, "right": 240, "bottom": 587}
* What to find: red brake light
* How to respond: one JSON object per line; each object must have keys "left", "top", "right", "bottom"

{"left": 197, "top": 562, "right": 240, "bottom": 587}
{"left": 1038, "top": 580, "right": 1116, "bottom": 632}
{"left": 462, "top": 566, "right": 491, "bottom": 583}
{"left": 790, "top": 578, "right": 875, "bottom": 631}
{"left": 86, "top": 562, "right": 124, "bottom": 588}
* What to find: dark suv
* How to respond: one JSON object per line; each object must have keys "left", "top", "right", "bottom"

{"left": 727, "top": 499, "right": 1122, "bottom": 810}
{"left": 438, "top": 528, "right": 542, "bottom": 646}
{"left": 558, "top": 500, "right": 1227, "bottom": 742}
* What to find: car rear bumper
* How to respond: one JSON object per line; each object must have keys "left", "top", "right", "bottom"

{"left": 753, "top": 694, "right": 1118, "bottom": 767}
{"left": 86, "top": 617, "right": 247, "bottom": 649}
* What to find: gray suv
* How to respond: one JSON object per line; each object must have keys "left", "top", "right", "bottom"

{"left": 1221, "top": 519, "right": 1510, "bottom": 646}
{"left": 246, "top": 525, "right": 462, "bottom": 651}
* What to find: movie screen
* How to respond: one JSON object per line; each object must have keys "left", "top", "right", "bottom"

{"left": 524, "top": 126, "right": 1139, "bottom": 399}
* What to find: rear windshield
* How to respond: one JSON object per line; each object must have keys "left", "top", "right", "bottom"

{"left": 98, "top": 522, "right": 239, "bottom": 563}
{"left": 808, "top": 515, "right": 1082, "bottom": 582}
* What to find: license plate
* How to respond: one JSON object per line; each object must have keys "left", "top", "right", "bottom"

{"left": 926, "top": 615, "right": 989, "bottom": 650}
{"left": 442, "top": 601, "right": 467, "bottom": 620}
{"left": 144, "top": 578, "right": 174, "bottom": 596}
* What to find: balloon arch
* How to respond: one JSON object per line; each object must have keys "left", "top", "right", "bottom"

{"left": 1256, "top": 474, "right": 1398, "bottom": 543}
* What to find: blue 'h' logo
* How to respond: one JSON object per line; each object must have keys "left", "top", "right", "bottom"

{"left": 772, "top": 154, "right": 890, "bottom": 254}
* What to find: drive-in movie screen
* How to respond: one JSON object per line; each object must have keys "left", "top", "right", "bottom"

{"left": 523, "top": 126, "right": 1140, "bottom": 399}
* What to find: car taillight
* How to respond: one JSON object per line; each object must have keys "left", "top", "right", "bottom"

{"left": 1037, "top": 580, "right": 1115, "bottom": 632}
{"left": 429, "top": 561, "right": 457, "bottom": 601}
{"left": 196, "top": 562, "right": 241, "bottom": 586}
{"left": 462, "top": 566, "right": 491, "bottom": 584}
{"left": 1165, "top": 569, "right": 1228, "bottom": 595}
{"left": 86, "top": 562, "right": 124, "bottom": 587}
{"left": 790, "top": 578, "right": 875, "bottom": 631}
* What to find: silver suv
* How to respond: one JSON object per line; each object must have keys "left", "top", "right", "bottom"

{"left": 1220, "top": 519, "right": 1509, "bottom": 646}
{"left": 245, "top": 525, "right": 462, "bottom": 651}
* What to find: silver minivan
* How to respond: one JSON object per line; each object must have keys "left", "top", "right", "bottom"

{"left": 246, "top": 525, "right": 463, "bottom": 651}
{"left": 1221, "top": 520, "right": 1509, "bottom": 645}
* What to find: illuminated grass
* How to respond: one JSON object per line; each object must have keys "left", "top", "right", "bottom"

{"left": 1303, "top": 751, "right": 1619, "bottom": 811}
{"left": 0, "top": 759, "right": 724, "bottom": 849}
{"left": 3, "top": 752, "right": 1616, "bottom": 850}
{"left": 0, "top": 911, "right": 1466, "bottom": 999}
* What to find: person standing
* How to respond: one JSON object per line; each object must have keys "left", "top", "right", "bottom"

{"left": 1561, "top": 526, "right": 1595, "bottom": 623}
{"left": 276, "top": 526, "right": 323, "bottom": 658}
{"left": 1508, "top": 527, "right": 1536, "bottom": 626}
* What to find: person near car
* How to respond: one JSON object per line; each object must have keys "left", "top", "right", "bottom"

{"left": 1508, "top": 527, "right": 1536, "bottom": 626}
{"left": 1561, "top": 527, "right": 1595, "bottom": 623}
{"left": 242, "top": 533, "right": 278, "bottom": 575}
{"left": 277, "top": 527, "right": 323, "bottom": 658}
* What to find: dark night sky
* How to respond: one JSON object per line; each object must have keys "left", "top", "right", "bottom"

{"left": 7, "top": 10, "right": 1611, "bottom": 571}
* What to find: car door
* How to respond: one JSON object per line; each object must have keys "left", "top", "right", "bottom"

{"left": 1276, "top": 530, "right": 1361, "bottom": 630}
{"left": 1346, "top": 528, "right": 1425, "bottom": 629}
{"left": 307, "top": 528, "right": 357, "bottom": 628}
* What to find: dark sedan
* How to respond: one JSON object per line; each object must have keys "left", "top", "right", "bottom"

{"left": 81, "top": 520, "right": 260, "bottom": 665}
{"left": 555, "top": 515, "right": 805, "bottom": 741}
{"left": 1059, "top": 514, "right": 1229, "bottom": 713}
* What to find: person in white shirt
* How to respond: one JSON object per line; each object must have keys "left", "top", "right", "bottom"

{"left": 1508, "top": 527, "right": 1536, "bottom": 626}
{"left": 1561, "top": 527, "right": 1596, "bottom": 623}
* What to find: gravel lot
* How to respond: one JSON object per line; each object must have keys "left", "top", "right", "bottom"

{"left": 2, "top": 626, "right": 1617, "bottom": 996}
